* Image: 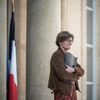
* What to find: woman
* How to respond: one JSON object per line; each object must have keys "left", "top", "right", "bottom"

{"left": 48, "top": 31, "right": 84, "bottom": 100}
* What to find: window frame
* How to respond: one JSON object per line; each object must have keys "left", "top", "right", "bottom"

{"left": 86, "top": 0, "right": 97, "bottom": 99}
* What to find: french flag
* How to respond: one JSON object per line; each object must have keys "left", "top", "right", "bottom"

{"left": 7, "top": 11, "right": 18, "bottom": 100}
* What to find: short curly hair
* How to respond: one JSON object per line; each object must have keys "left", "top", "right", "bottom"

{"left": 56, "top": 31, "right": 74, "bottom": 46}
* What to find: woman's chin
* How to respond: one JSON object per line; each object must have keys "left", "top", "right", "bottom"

{"left": 65, "top": 47, "right": 70, "bottom": 50}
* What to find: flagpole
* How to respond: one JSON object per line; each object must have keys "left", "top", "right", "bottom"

{"left": 12, "top": 0, "right": 14, "bottom": 12}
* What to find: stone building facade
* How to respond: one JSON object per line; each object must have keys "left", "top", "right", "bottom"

{"left": 0, "top": 0, "right": 100, "bottom": 100}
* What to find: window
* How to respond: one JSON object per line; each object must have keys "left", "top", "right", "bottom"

{"left": 86, "top": 0, "right": 96, "bottom": 100}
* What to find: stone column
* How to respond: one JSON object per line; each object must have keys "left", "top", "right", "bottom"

{"left": 0, "top": 0, "right": 7, "bottom": 100}
{"left": 27, "top": 0, "right": 61, "bottom": 100}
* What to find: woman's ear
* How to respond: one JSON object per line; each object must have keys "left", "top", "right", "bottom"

{"left": 59, "top": 42, "right": 61, "bottom": 46}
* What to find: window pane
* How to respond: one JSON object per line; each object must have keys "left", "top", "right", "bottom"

{"left": 87, "top": 10, "right": 93, "bottom": 44}
{"left": 87, "top": 47, "right": 93, "bottom": 82}
{"left": 87, "top": 0, "right": 93, "bottom": 8}
{"left": 87, "top": 85, "right": 93, "bottom": 100}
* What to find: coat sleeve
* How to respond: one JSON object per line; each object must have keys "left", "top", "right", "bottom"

{"left": 74, "top": 63, "right": 84, "bottom": 77}
{"left": 51, "top": 53, "right": 79, "bottom": 82}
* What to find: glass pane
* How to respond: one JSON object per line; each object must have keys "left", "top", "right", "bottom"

{"left": 87, "top": 85, "right": 93, "bottom": 100}
{"left": 87, "top": 47, "right": 93, "bottom": 82}
{"left": 87, "top": 0, "right": 93, "bottom": 8}
{"left": 87, "top": 10, "right": 93, "bottom": 44}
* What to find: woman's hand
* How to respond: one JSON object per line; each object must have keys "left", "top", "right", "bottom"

{"left": 65, "top": 67, "right": 75, "bottom": 73}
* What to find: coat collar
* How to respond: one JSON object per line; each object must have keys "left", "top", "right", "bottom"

{"left": 58, "top": 47, "right": 65, "bottom": 55}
